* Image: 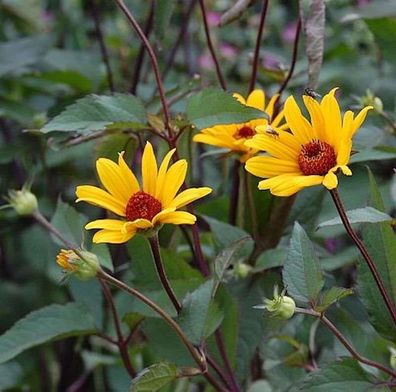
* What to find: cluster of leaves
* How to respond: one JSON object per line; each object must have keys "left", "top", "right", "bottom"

{"left": 0, "top": 0, "right": 396, "bottom": 391}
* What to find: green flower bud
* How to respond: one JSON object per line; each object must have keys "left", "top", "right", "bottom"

{"left": 7, "top": 188, "right": 38, "bottom": 216}
{"left": 234, "top": 263, "right": 252, "bottom": 278}
{"left": 56, "top": 249, "right": 100, "bottom": 281}
{"left": 389, "top": 347, "right": 396, "bottom": 370}
{"left": 254, "top": 285, "right": 296, "bottom": 320}
{"left": 361, "top": 90, "right": 383, "bottom": 113}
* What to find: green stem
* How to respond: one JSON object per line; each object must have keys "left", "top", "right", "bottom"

{"left": 295, "top": 307, "right": 396, "bottom": 378}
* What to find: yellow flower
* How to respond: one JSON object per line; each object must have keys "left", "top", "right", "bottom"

{"left": 56, "top": 249, "right": 100, "bottom": 280}
{"left": 76, "top": 142, "right": 212, "bottom": 244}
{"left": 193, "top": 89, "right": 287, "bottom": 162}
{"left": 57, "top": 249, "right": 78, "bottom": 272}
{"left": 245, "top": 88, "right": 372, "bottom": 196}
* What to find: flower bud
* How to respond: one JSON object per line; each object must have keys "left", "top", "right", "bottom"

{"left": 390, "top": 347, "right": 396, "bottom": 370}
{"left": 361, "top": 90, "right": 383, "bottom": 113}
{"left": 234, "top": 263, "right": 252, "bottom": 278}
{"left": 254, "top": 285, "right": 296, "bottom": 320}
{"left": 7, "top": 188, "right": 38, "bottom": 216}
{"left": 56, "top": 249, "right": 99, "bottom": 281}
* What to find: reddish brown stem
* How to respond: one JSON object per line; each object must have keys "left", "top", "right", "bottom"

{"left": 229, "top": 160, "right": 241, "bottom": 226}
{"left": 198, "top": 0, "right": 227, "bottom": 90}
{"left": 249, "top": 0, "right": 269, "bottom": 93}
{"left": 114, "top": 0, "right": 173, "bottom": 137}
{"left": 329, "top": 189, "right": 396, "bottom": 328}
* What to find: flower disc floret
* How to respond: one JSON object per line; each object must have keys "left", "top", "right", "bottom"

{"left": 245, "top": 88, "right": 373, "bottom": 196}
{"left": 76, "top": 142, "right": 212, "bottom": 244}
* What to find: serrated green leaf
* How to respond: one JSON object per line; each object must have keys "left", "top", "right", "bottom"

{"left": 293, "top": 359, "right": 373, "bottom": 391}
{"left": 50, "top": 198, "right": 88, "bottom": 247}
{"left": 178, "top": 280, "right": 223, "bottom": 345}
{"left": 41, "top": 94, "right": 147, "bottom": 133}
{"left": 282, "top": 222, "right": 324, "bottom": 305}
{"left": 129, "top": 362, "right": 177, "bottom": 392}
{"left": 358, "top": 170, "right": 396, "bottom": 341}
{"left": 187, "top": 88, "right": 268, "bottom": 129}
{"left": 315, "top": 287, "right": 354, "bottom": 312}
{"left": 317, "top": 207, "right": 392, "bottom": 229}
{"left": 0, "top": 303, "right": 96, "bottom": 364}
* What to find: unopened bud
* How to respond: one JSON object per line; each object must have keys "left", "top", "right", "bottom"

{"left": 361, "top": 90, "right": 383, "bottom": 113}
{"left": 56, "top": 249, "right": 99, "bottom": 281}
{"left": 234, "top": 263, "right": 252, "bottom": 278}
{"left": 6, "top": 187, "right": 38, "bottom": 216}
{"left": 254, "top": 285, "right": 296, "bottom": 320}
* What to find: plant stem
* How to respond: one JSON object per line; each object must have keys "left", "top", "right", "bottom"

{"left": 198, "top": 0, "right": 227, "bottom": 90}
{"left": 249, "top": 0, "right": 269, "bottom": 93}
{"left": 295, "top": 307, "right": 396, "bottom": 378}
{"left": 114, "top": 0, "right": 173, "bottom": 137}
{"left": 97, "top": 269, "right": 227, "bottom": 391}
{"left": 329, "top": 189, "right": 396, "bottom": 327}
{"left": 244, "top": 170, "right": 259, "bottom": 240}
{"left": 215, "top": 330, "right": 240, "bottom": 391}
{"left": 229, "top": 160, "right": 241, "bottom": 226}
{"left": 148, "top": 234, "right": 182, "bottom": 314}
{"left": 89, "top": 0, "right": 115, "bottom": 92}
{"left": 129, "top": 0, "right": 155, "bottom": 94}
{"left": 99, "top": 279, "right": 136, "bottom": 377}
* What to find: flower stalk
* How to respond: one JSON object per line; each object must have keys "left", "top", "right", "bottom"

{"left": 148, "top": 234, "right": 182, "bottom": 314}
{"left": 329, "top": 189, "right": 396, "bottom": 327}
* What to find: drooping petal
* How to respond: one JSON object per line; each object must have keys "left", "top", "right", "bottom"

{"left": 96, "top": 158, "right": 132, "bottom": 204}
{"left": 322, "top": 171, "right": 338, "bottom": 189}
{"left": 246, "top": 156, "right": 300, "bottom": 178}
{"left": 76, "top": 185, "right": 126, "bottom": 216}
{"left": 130, "top": 218, "right": 153, "bottom": 229}
{"left": 246, "top": 89, "right": 265, "bottom": 110}
{"left": 168, "top": 187, "right": 212, "bottom": 209}
{"left": 284, "top": 96, "right": 313, "bottom": 144}
{"left": 142, "top": 142, "right": 158, "bottom": 196}
{"left": 160, "top": 160, "right": 188, "bottom": 207}
{"left": 155, "top": 148, "right": 176, "bottom": 200}
{"left": 193, "top": 130, "right": 236, "bottom": 149}
{"left": 152, "top": 207, "right": 176, "bottom": 224}
{"left": 92, "top": 229, "right": 136, "bottom": 244}
{"left": 246, "top": 133, "right": 299, "bottom": 160}
{"left": 258, "top": 174, "right": 323, "bottom": 196}
{"left": 85, "top": 219, "right": 125, "bottom": 230}
{"left": 157, "top": 211, "right": 197, "bottom": 225}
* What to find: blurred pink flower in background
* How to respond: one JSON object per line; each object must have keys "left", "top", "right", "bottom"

{"left": 262, "top": 53, "right": 282, "bottom": 70}
{"left": 220, "top": 43, "right": 238, "bottom": 59}
{"left": 281, "top": 21, "right": 298, "bottom": 44}
{"left": 207, "top": 11, "right": 221, "bottom": 27}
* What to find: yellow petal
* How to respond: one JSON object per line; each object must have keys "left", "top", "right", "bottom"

{"left": 247, "top": 89, "right": 265, "bottom": 110}
{"left": 246, "top": 156, "right": 300, "bottom": 178}
{"left": 322, "top": 171, "right": 338, "bottom": 189}
{"left": 169, "top": 187, "right": 212, "bottom": 209}
{"left": 258, "top": 174, "right": 323, "bottom": 196}
{"left": 336, "top": 139, "right": 352, "bottom": 166}
{"left": 96, "top": 157, "right": 133, "bottom": 204}
{"left": 142, "top": 142, "right": 158, "bottom": 195}
{"left": 118, "top": 152, "right": 140, "bottom": 194}
{"left": 152, "top": 207, "right": 176, "bottom": 224}
{"left": 284, "top": 96, "right": 313, "bottom": 144}
{"left": 302, "top": 95, "right": 324, "bottom": 141}
{"left": 339, "top": 165, "right": 352, "bottom": 176}
{"left": 85, "top": 219, "right": 125, "bottom": 230}
{"left": 155, "top": 148, "right": 176, "bottom": 200}
{"left": 130, "top": 218, "right": 153, "bottom": 229}
{"left": 76, "top": 185, "right": 126, "bottom": 216}
{"left": 232, "top": 93, "right": 246, "bottom": 105}
{"left": 193, "top": 133, "right": 235, "bottom": 149}
{"left": 157, "top": 211, "right": 197, "bottom": 225}
{"left": 160, "top": 160, "right": 188, "bottom": 207}
{"left": 350, "top": 106, "right": 373, "bottom": 137}
{"left": 265, "top": 94, "right": 279, "bottom": 120}
{"left": 92, "top": 229, "right": 135, "bottom": 244}
{"left": 319, "top": 88, "right": 341, "bottom": 147}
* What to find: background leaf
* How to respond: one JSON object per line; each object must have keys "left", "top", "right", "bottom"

{"left": 129, "top": 362, "right": 177, "bottom": 392}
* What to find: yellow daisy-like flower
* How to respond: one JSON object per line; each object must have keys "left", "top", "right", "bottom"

{"left": 245, "top": 88, "right": 372, "bottom": 196}
{"left": 193, "top": 89, "right": 287, "bottom": 162}
{"left": 56, "top": 249, "right": 79, "bottom": 272}
{"left": 76, "top": 142, "right": 212, "bottom": 244}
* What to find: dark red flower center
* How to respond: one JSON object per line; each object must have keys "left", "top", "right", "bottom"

{"left": 234, "top": 126, "right": 256, "bottom": 140}
{"left": 298, "top": 140, "right": 336, "bottom": 176}
{"left": 126, "top": 191, "right": 162, "bottom": 221}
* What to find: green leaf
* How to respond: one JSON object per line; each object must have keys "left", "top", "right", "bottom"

{"left": 130, "top": 362, "right": 177, "bottom": 392}
{"left": 358, "top": 170, "right": 396, "bottom": 341}
{"left": 187, "top": 88, "right": 268, "bottom": 129}
{"left": 0, "top": 361, "right": 22, "bottom": 390}
{"left": 50, "top": 198, "right": 88, "bottom": 247}
{"left": 315, "top": 287, "right": 354, "bottom": 312}
{"left": 282, "top": 222, "right": 324, "bottom": 305}
{"left": 178, "top": 280, "right": 223, "bottom": 345}
{"left": 213, "top": 236, "right": 252, "bottom": 294}
{"left": 366, "top": 18, "right": 396, "bottom": 62}
{"left": 253, "top": 247, "right": 287, "bottom": 272}
{"left": 316, "top": 207, "right": 392, "bottom": 229}
{"left": 41, "top": 94, "right": 147, "bottom": 133}
{"left": 91, "top": 243, "right": 114, "bottom": 272}
{"left": 0, "top": 303, "right": 96, "bottom": 364}
{"left": 293, "top": 359, "right": 373, "bottom": 391}
{"left": 303, "top": 0, "right": 326, "bottom": 89}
